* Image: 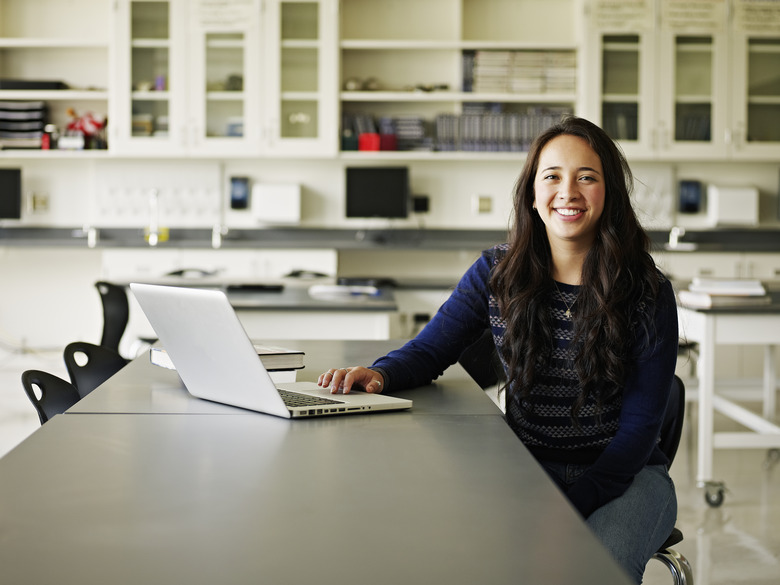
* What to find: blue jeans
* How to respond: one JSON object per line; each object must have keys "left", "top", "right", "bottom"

{"left": 539, "top": 461, "right": 677, "bottom": 584}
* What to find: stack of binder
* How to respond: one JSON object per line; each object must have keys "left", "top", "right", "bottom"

{"left": 677, "top": 278, "right": 770, "bottom": 309}
{"left": 0, "top": 101, "right": 47, "bottom": 149}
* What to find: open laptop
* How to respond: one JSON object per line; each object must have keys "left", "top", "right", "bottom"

{"left": 129, "top": 282, "right": 412, "bottom": 418}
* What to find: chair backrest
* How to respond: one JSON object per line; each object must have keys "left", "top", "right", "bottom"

{"left": 659, "top": 375, "right": 686, "bottom": 468}
{"left": 21, "top": 370, "right": 81, "bottom": 425}
{"left": 64, "top": 341, "right": 128, "bottom": 398}
{"left": 457, "top": 328, "right": 506, "bottom": 390}
{"left": 95, "top": 281, "right": 129, "bottom": 354}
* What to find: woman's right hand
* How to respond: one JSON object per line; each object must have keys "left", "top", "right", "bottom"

{"left": 317, "top": 366, "right": 384, "bottom": 395}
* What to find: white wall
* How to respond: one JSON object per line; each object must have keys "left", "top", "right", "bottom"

{"left": 0, "top": 247, "right": 104, "bottom": 349}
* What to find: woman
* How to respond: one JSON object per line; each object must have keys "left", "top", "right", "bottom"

{"left": 318, "top": 116, "right": 678, "bottom": 584}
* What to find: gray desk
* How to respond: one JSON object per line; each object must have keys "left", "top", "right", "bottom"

{"left": 70, "top": 340, "right": 501, "bottom": 416}
{"left": 0, "top": 413, "right": 629, "bottom": 585}
{"left": 0, "top": 341, "right": 632, "bottom": 585}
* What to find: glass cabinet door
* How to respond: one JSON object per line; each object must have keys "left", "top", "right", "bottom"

{"left": 597, "top": 33, "right": 657, "bottom": 158}
{"left": 265, "top": 0, "right": 337, "bottom": 155}
{"left": 746, "top": 38, "right": 780, "bottom": 144}
{"left": 111, "top": 0, "right": 186, "bottom": 154}
{"left": 657, "top": 32, "right": 728, "bottom": 158}
{"left": 189, "top": 22, "right": 262, "bottom": 155}
{"left": 731, "top": 34, "right": 780, "bottom": 158}
{"left": 187, "top": 0, "right": 263, "bottom": 155}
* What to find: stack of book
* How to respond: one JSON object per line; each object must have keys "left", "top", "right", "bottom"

{"left": 472, "top": 50, "right": 515, "bottom": 93}
{"left": 151, "top": 344, "right": 305, "bottom": 383}
{"left": 0, "top": 101, "right": 47, "bottom": 149}
{"left": 508, "top": 51, "right": 546, "bottom": 94}
{"left": 677, "top": 278, "right": 770, "bottom": 309}
{"left": 544, "top": 51, "right": 577, "bottom": 93}
{"left": 441, "top": 105, "right": 572, "bottom": 152}
{"left": 463, "top": 50, "right": 577, "bottom": 95}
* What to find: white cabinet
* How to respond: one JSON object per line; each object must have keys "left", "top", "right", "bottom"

{"left": 111, "top": 0, "right": 337, "bottom": 158}
{"left": 339, "top": 0, "right": 581, "bottom": 159}
{"left": 740, "top": 253, "right": 780, "bottom": 280}
{"left": 654, "top": 251, "right": 780, "bottom": 280}
{"left": 111, "top": 0, "right": 263, "bottom": 156}
{"left": 0, "top": 0, "right": 110, "bottom": 153}
{"left": 582, "top": 1, "right": 728, "bottom": 159}
{"left": 583, "top": 0, "right": 780, "bottom": 162}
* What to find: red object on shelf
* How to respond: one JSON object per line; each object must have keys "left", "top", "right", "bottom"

{"left": 358, "top": 132, "right": 380, "bottom": 151}
{"left": 379, "top": 134, "right": 397, "bottom": 151}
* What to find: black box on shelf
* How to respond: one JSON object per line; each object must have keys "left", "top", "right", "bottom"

{"left": 0, "top": 79, "right": 67, "bottom": 90}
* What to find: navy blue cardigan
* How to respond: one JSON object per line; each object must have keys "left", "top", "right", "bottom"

{"left": 372, "top": 245, "right": 679, "bottom": 518}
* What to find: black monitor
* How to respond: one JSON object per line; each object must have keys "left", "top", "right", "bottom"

{"left": 0, "top": 168, "right": 22, "bottom": 219}
{"left": 346, "top": 166, "right": 409, "bottom": 219}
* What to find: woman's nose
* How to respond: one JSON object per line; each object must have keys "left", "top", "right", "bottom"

{"left": 557, "top": 177, "right": 579, "bottom": 200}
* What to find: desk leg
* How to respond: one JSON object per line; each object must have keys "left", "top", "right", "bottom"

{"left": 697, "top": 317, "right": 716, "bottom": 487}
{"left": 764, "top": 345, "right": 777, "bottom": 421}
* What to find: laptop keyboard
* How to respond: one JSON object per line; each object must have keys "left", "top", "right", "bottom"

{"left": 278, "top": 388, "right": 343, "bottom": 408}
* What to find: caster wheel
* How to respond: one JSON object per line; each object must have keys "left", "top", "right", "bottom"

{"left": 705, "top": 486, "right": 725, "bottom": 507}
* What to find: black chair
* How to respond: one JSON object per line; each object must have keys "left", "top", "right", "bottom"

{"left": 457, "top": 328, "right": 505, "bottom": 390}
{"left": 651, "top": 375, "right": 694, "bottom": 585}
{"left": 95, "top": 281, "right": 130, "bottom": 354}
{"left": 64, "top": 341, "right": 128, "bottom": 398}
{"left": 21, "top": 370, "right": 81, "bottom": 425}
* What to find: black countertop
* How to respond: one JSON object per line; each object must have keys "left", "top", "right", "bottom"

{"left": 1, "top": 226, "right": 780, "bottom": 252}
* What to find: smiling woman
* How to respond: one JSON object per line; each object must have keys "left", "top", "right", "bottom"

{"left": 318, "top": 116, "right": 679, "bottom": 584}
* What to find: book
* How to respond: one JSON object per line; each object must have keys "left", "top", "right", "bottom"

{"left": 688, "top": 278, "right": 766, "bottom": 296}
{"left": 678, "top": 290, "right": 772, "bottom": 309}
{"left": 151, "top": 344, "right": 305, "bottom": 372}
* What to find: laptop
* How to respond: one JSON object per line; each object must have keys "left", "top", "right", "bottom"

{"left": 129, "top": 282, "right": 412, "bottom": 418}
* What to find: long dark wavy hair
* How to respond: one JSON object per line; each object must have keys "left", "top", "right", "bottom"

{"left": 489, "top": 116, "right": 660, "bottom": 417}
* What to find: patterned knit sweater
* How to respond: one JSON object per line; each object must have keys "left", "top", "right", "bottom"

{"left": 371, "top": 244, "right": 679, "bottom": 517}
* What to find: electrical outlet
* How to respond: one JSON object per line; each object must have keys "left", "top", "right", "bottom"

{"left": 31, "top": 193, "right": 50, "bottom": 212}
{"left": 473, "top": 194, "right": 492, "bottom": 214}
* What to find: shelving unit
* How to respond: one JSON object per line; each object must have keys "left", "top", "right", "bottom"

{"left": 0, "top": 0, "right": 110, "bottom": 153}
{"left": 0, "top": 0, "right": 777, "bottom": 163}
{"left": 338, "top": 0, "right": 580, "bottom": 158}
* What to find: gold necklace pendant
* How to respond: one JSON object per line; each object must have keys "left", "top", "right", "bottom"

{"left": 554, "top": 281, "right": 576, "bottom": 318}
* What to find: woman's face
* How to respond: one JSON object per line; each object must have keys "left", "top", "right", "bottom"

{"left": 532, "top": 134, "right": 606, "bottom": 251}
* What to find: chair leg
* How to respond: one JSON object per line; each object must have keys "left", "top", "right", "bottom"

{"left": 652, "top": 547, "right": 694, "bottom": 585}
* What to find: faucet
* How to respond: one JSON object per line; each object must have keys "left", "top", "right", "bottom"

{"left": 147, "top": 188, "right": 159, "bottom": 247}
{"left": 668, "top": 226, "right": 686, "bottom": 248}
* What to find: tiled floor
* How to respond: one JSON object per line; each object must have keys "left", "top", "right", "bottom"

{"left": 1, "top": 347, "right": 778, "bottom": 584}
